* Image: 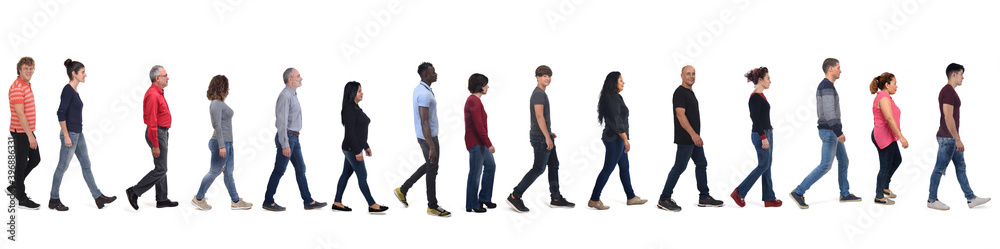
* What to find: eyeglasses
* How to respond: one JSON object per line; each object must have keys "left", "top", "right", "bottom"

{"left": 21, "top": 67, "right": 35, "bottom": 72}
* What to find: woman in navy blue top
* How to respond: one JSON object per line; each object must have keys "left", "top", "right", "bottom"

{"left": 731, "top": 67, "right": 782, "bottom": 208}
{"left": 48, "top": 59, "right": 117, "bottom": 211}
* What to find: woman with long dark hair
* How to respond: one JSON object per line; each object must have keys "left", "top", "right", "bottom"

{"left": 731, "top": 67, "right": 782, "bottom": 208}
{"left": 333, "top": 81, "right": 388, "bottom": 213}
{"left": 588, "top": 71, "right": 646, "bottom": 210}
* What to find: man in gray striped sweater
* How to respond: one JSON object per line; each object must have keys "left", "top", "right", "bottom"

{"left": 789, "top": 58, "right": 861, "bottom": 209}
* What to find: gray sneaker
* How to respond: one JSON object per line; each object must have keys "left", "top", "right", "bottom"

{"left": 968, "top": 197, "right": 991, "bottom": 208}
{"left": 927, "top": 200, "right": 950, "bottom": 210}
{"left": 232, "top": 198, "right": 253, "bottom": 210}
{"left": 191, "top": 197, "right": 212, "bottom": 211}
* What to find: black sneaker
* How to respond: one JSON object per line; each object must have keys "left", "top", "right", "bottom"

{"left": 18, "top": 197, "right": 40, "bottom": 210}
{"left": 466, "top": 207, "right": 487, "bottom": 213}
{"left": 657, "top": 199, "right": 681, "bottom": 212}
{"left": 549, "top": 196, "right": 575, "bottom": 208}
{"left": 4, "top": 185, "right": 13, "bottom": 196}
{"left": 95, "top": 195, "right": 117, "bottom": 209}
{"left": 331, "top": 204, "right": 352, "bottom": 212}
{"left": 698, "top": 195, "right": 724, "bottom": 207}
{"left": 156, "top": 200, "right": 179, "bottom": 208}
{"left": 480, "top": 201, "right": 497, "bottom": 209}
{"left": 48, "top": 199, "right": 69, "bottom": 211}
{"left": 506, "top": 194, "right": 529, "bottom": 213}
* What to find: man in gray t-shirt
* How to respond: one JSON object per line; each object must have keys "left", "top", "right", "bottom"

{"left": 506, "top": 65, "right": 575, "bottom": 213}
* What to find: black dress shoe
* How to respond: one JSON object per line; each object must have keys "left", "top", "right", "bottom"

{"left": 125, "top": 187, "right": 139, "bottom": 210}
{"left": 156, "top": 200, "right": 179, "bottom": 208}
{"left": 480, "top": 202, "right": 497, "bottom": 209}
{"left": 95, "top": 195, "right": 117, "bottom": 209}
{"left": 48, "top": 199, "right": 69, "bottom": 211}
{"left": 368, "top": 205, "right": 388, "bottom": 213}
{"left": 331, "top": 204, "right": 352, "bottom": 212}
{"left": 466, "top": 207, "right": 487, "bottom": 213}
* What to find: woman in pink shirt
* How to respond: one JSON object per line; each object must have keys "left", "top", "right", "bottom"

{"left": 870, "top": 72, "right": 908, "bottom": 205}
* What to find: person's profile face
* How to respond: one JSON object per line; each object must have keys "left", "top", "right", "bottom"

{"left": 681, "top": 66, "right": 696, "bottom": 86}
{"left": 536, "top": 74, "right": 551, "bottom": 87}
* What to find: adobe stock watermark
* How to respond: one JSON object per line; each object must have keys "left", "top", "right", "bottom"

{"left": 340, "top": 0, "right": 411, "bottom": 63}
{"left": 544, "top": 0, "right": 587, "bottom": 31}
{"left": 671, "top": 0, "right": 751, "bottom": 68}
{"left": 6, "top": 136, "right": 15, "bottom": 242}
{"left": 212, "top": 0, "right": 246, "bottom": 21}
{"left": 876, "top": 0, "right": 928, "bottom": 41}
{"left": 7, "top": 0, "right": 70, "bottom": 54}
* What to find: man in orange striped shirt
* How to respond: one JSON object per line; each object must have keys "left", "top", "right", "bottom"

{"left": 8, "top": 57, "right": 41, "bottom": 209}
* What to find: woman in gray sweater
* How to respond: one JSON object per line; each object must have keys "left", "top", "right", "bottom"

{"left": 191, "top": 75, "right": 252, "bottom": 210}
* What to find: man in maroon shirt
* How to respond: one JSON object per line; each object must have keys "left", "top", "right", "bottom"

{"left": 125, "top": 65, "right": 178, "bottom": 210}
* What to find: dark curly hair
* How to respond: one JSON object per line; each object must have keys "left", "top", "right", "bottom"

{"left": 744, "top": 67, "right": 768, "bottom": 84}
{"left": 206, "top": 75, "right": 229, "bottom": 101}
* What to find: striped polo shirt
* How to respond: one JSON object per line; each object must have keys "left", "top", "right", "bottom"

{"left": 9, "top": 77, "right": 35, "bottom": 133}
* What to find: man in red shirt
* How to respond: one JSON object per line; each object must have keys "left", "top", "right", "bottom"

{"left": 8, "top": 57, "right": 42, "bottom": 209}
{"left": 125, "top": 65, "right": 178, "bottom": 210}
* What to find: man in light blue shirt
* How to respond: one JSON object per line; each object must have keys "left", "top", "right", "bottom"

{"left": 395, "top": 62, "right": 451, "bottom": 217}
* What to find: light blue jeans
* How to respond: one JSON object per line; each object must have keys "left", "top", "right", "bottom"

{"left": 196, "top": 139, "right": 239, "bottom": 202}
{"left": 794, "top": 129, "right": 850, "bottom": 197}
{"left": 50, "top": 132, "right": 103, "bottom": 199}
{"left": 928, "top": 137, "right": 976, "bottom": 202}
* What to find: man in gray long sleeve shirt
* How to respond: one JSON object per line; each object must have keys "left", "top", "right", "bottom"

{"left": 262, "top": 68, "right": 326, "bottom": 211}
{"left": 790, "top": 58, "right": 860, "bottom": 209}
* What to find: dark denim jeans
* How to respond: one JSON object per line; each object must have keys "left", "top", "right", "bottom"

{"left": 263, "top": 132, "right": 315, "bottom": 205}
{"left": 590, "top": 136, "right": 636, "bottom": 202}
{"left": 336, "top": 150, "right": 376, "bottom": 206}
{"left": 512, "top": 135, "right": 561, "bottom": 199}
{"left": 736, "top": 130, "right": 776, "bottom": 201}
{"left": 659, "top": 143, "right": 709, "bottom": 200}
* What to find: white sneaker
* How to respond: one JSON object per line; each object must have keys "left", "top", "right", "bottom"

{"left": 191, "top": 196, "right": 212, "bottom": 211}
{"left": 968, "top": 197, "right": 991, "bottom": 208}
{"left": 927, "top": 200, "right": 950, "bottom": 210}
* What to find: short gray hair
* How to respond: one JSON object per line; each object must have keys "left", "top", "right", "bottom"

{"left": 149, "top": 65, "right": 164, "bottom": 83}
{"left": 283, "top": 67, "right": 295, "bottom": 84}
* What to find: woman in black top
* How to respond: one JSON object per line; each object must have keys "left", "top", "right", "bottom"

{"left": 588, "top": 72, "right": 647, "bottom": 210}
{"left": 731, "top": 67, "right": 782, "bottom": 208}
{"left": 333, "top": 81, "right": 388, "bottom": 213}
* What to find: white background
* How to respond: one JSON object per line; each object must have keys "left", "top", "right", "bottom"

{"left": 2, "top": 1, "right": 997, "bottom": 248}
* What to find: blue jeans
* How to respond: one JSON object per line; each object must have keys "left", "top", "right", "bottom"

{"left": 928, "top": 137, "right": 976, "bottom": 202}
{"left": 512, "top": 136, "right": 561, "bottom": 199}
{"left": 466, "top": 144, "right": 496, "bottom": 209}
{"left": 590, "top": 136, "right": 636, "bottom": 202}
{"left": 736, "top": 130, "right": 776, "bottom": 201}
{"left": 659, "top": 143, "right": 709, "bottom": 200}
{"left": 795, "top": 129, "right": 850, "bottom": 196}
{"left": 195, "top": 139, "right": 239, "bottom": 202}
{"left": 336, "top": 150, "right": 376, "bottom": 206}
{"left": 50, "top": 132, "right": 103, "bottom": 199}
{"left": 263, "top": 132, "right": 315, "bottom": 205}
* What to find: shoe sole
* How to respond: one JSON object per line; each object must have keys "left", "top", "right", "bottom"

{"left": 626, "top": 201, "right": 647, "bottom": 206}
{"left": 927, "top": 205, "right": 949, "bottom": 210}
{"left": 394, "top": 189, "right": 408, "bottom": 208}
{"left": 262, "top": 206, "right": 286, "bottom": 212}
{"left": 426, "top": 211, "right": 451, "bottom": 217}
{"left": 547, "top": 203, "right": 574, "bottom": 208}
{"left": 18, "top": 206, "right": 39, "bottom": 210}
{"left": 369, "top": 211, "right": 387, "bottom": 215}
{"left": 874, "top": 200, "right": 894, "bottom": 205}
{"left": 506, "top": 199, "right": 528, "bottom": 213}
{"left": 305, "top": 205, "right": 327, "bottom": 210}
{"left": 697, "top": 203, "right": 724, "bottom": 207}
{"left": 191, "top": 200, "right": 212, "bottom": 211}
{"left": 656, "top": 204, "right": 681, "bottom": 212}
{"left": 789, "top": 193, "right": 809, "bottom": 209}
{"left": 839, "top": 198, "right": 863, "bottom": 203}
{"left": 231, "top": 206, "right": 251, "bottom": 210}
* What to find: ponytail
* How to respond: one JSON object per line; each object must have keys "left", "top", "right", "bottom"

{"left": 869, "top": 72, "right": 894, "bottom": 94}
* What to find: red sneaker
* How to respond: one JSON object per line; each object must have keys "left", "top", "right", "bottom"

{"left": 764, "top": 199, "right": 783, "bottom": 207}
{"left": 731, "top": 189, "right": 745, "bottom": 207}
